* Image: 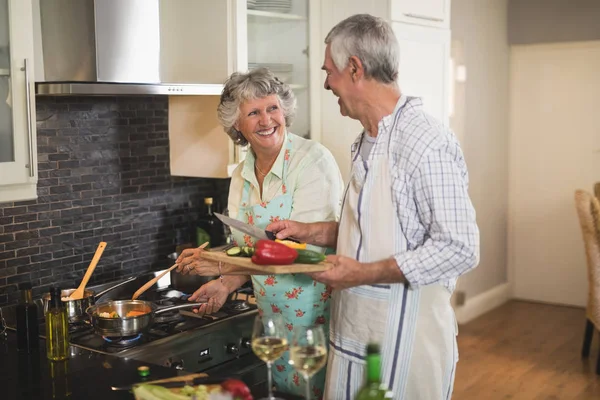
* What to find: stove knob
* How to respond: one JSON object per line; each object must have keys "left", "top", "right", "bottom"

{"left": 241, "top": 338, "right": 251, "bottom": 349}
{"left": 226, "top": 343, "right": 239, "bottom": 355}
{"left": 171, "top": 360, "right": 185, "bottom": 370}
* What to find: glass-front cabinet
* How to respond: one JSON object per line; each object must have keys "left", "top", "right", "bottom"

{"left": 247, "top": 0, "right": 314, "bottom": 139}
{"left": 0, "top": 0, "right": 37, "bottom": 202}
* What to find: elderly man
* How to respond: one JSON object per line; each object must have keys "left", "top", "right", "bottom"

{"left": 267, "top": 14, "right": 480, "bottom": 400}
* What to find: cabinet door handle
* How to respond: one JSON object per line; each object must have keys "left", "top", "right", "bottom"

{"left": 403, "top": 13, "right": 444, "bottom": 22}
{"left": 22, "top": 58, "right": 35, "bottom": 177}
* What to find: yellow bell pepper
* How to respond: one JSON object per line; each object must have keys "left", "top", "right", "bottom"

{"left": 275, "top": 239, "right": 307, "bottom": 250}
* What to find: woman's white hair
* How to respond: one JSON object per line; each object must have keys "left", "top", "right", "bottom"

{"left": 217, "top": 68, "right": 297, "bottom": 146}
{"left": 324, "top": 14, "right": 399, "bottom": 84}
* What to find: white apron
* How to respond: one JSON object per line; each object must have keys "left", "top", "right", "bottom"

{"left": 324, "top": 120, "right": 459, "bottom": 399}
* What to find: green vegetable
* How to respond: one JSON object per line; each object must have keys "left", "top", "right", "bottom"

{"left": 241, "top": 246, "right": 255, "bottom": 257}
{"left": 294, "top": 249, "right": 325, "bottom": 264}
{"left": 226, "top": 246, "right": 242, "bottom": 257}
{"left": 132, "top": 385, "right": 190, "bottom": 400}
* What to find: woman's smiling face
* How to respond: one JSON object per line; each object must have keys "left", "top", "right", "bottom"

{"left": 235, "top": 95, "right": 286, "bottom": 154}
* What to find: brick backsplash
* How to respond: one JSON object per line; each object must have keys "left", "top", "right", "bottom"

{"left": 0, "top": 96, "right": 230, "bottom": 306}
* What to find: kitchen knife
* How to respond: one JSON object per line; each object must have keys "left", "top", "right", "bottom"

{"left": 111, "top": 376, "right": 224, "bottom": 391}
{"left": 214, "top": 212, "right": 300, "bottom": 243}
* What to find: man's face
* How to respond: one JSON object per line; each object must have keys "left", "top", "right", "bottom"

{"left": 322, "top": 44, "right": 355, "bottom": 118}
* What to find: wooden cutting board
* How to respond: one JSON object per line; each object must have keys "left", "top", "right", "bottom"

{"left": 201, "top": 250, "right": 332, "bottom": 274}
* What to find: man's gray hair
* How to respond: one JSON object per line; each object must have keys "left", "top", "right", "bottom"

{"left": 325, "top": 14, "right": 399, "bottom": 84}
{"left": 217, "top": 68, "right": 297, "bottom": 146}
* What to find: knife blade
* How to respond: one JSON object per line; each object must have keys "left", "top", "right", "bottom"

{"left": 111, "top": 376, "right": 224, "bottom": 391}
{"left": 215, "top": 212, "right": 301, "bottom": 243}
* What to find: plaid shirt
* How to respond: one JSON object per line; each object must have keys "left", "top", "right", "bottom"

{"left": 353, "top": 96, "right": 480, "bottom": 291}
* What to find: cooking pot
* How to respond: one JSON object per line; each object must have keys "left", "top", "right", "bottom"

{"left": 86, "top": 300, "right": 203, "bottom": 336}
{"left": 168, "top": 252, "right": 216, "bottom": 294}
{"left": 42, "top": 276, "right": 137, "bottom": 322}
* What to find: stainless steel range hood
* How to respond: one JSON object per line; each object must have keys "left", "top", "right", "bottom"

{"left": 33, "top": 0, "right": 246, "bottom": 96}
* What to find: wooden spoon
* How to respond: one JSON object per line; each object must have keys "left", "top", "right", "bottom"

{"left": 69, "top": 242, "right": 107, "bottom": 300}
{"left": 131, "top": 242, "right": 209, "bottom": 300}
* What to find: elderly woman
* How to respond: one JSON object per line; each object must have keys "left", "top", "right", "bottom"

{"left": 176, "top": 68, "right": 344, "bottom": 399}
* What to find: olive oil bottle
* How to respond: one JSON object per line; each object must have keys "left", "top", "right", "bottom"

{"left": 45, "top": 287, "right": 69, "bottom": 361}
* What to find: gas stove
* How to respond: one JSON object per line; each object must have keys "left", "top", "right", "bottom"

{"left": 0, "top": 271, "right": 267, "bottom": 387}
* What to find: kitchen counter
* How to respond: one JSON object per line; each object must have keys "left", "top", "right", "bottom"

{"left": 0, "top": 331, "right": 300, "bottom": 400}
{"left": 0, "top": 331, "right": 179, "bottom": 400}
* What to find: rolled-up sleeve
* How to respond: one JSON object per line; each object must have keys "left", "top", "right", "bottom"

{"left": 394, "top": 144, "right": 480, "bottom": 288}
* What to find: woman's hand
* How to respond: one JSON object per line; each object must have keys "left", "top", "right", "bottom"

{"left": 175, "top": 248, "right": 220, "bottom": 276}
{"left": 188, "top": 279, "right": 230, "bottom": 315}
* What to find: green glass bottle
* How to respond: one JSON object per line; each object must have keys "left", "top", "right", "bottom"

{"left": 45, "top": 287, "right": 69, "bottom": 361}
{"left": 356, "top": 344, "right": 391, "bottom": 400}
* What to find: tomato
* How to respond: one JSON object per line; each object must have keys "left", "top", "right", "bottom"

{"left": 221, "top": 379, "right": 253, "bottom": 400}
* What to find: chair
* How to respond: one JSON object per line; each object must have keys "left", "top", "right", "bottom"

{"left": 574, "top": 190, "right": 600, "bottom": 375}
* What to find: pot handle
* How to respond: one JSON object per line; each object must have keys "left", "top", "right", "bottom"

{"left": 154, "top": 303, "right": 207, "bottom": 315}
{"left": 94, "top": 276, "right": 137, "bottom": 300}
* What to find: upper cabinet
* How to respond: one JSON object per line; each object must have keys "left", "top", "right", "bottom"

{"left": 170, "top": 0, "right": 318, "bottom": 178}
{"left": 390, "top": 0, "right": 450, "bottom": 28}
{"left": 0, "top": 0, "right": 37, "bottom": 203}
{"left": 393, "top": 22, "right": 449, "bottom": 123}
{"left": 247, "top": 0, "right": 313, "bottom": 138}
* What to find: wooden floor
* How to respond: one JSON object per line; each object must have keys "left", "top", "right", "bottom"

{"left": 453, "top": 300, "right": 600, "bottom": 400}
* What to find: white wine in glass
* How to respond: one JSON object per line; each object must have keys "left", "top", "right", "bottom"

{"left": 289, "top": 325, "right": 327, "bottom": 400}
{"left": 251, "top": 314, "right": 287, "bottom": 400}
{"left": 252, "top": 336, "right": 288, "bottom": 362}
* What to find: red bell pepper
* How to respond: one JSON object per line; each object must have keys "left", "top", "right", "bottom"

{"left": 251, "top": 239, "right": 298, "bottom": 265}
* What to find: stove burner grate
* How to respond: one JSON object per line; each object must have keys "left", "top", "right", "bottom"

{"left": 227, "top": 300, "right": 250, "bottom": 312}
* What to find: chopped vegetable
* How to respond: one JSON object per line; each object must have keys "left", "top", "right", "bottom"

{"left": 241, "top": 246, "right": 255, "bottom": 257}
{"left": 226, "top": 247, "right": 243, "bottom": 257}
{"left": 126, "top": 310, "right": 148, "bottom": 317}
{"left": 132, "top": 382, "right": 228, "bottom": 400}
{"left": 275, "top": 239, "right": 307, "bottom": 250}
{"left": 251, "top": 240, "right": 298, "bottom": 266}
{"left": 294, "top": 248, "right": 326, "bottom": 264}
{"left": 98, "top": 311, "right": 120, "bottom": 318}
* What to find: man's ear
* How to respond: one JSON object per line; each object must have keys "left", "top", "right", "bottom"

{"left": 348, "top": 56, "right": 364, "bottom": 80}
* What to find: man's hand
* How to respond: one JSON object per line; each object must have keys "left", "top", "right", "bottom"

{"left": 267, "top": 220, "right": 339, "bottom": 249}
{"left": 308, "top": 255, "right": 367, "bottom": 290}
{"left": 267, "top": 220, "right": 312, "bottom": 242}
{"left": 309, "top": 255, "right": 406, "bottom": 290}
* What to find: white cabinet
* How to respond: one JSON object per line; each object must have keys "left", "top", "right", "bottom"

{"left": 317, "top": 0, "right": 451, "bottom": 182}
{"left": 393, "top": 22, "right": 450, "bottom": 123}
{"left": 169, "top": 96, "right": 247, "bottom": 179}
{"left": 0, "top": 0, "right": 37, "bottom": 203}
{"left": 391, "top": 0, "right": 450, "bottom": 28}
{"left": 247, "top": 0, "right": 312, "bottom": 138}
{"left": 169, "top": 0, "right": 318, "bottom": 178}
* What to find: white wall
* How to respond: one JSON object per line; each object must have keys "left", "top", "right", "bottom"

{"left": 318, "top": 1, "right": 389, "bottom": 182}
{"left": 508, "top": 0, "right": 600, "bottom": 45}
{"left": 451, "top": 0, "right": 510, "bottom": 300}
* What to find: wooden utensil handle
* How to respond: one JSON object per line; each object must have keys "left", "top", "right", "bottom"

{"left": 80, "top": 242, "right": 107, "bottom": 288}
{"left": 131, "top": 263, "right": 179, "bottom": 300}
{"left": 131, "top": 242, "right": 209, "bottom": 300}
{"left": 139, "top": 372, "right": 208, "bottom": 385}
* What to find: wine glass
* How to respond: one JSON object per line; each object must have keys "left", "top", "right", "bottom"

{"left": 289, "top": 325, "right": 328, "bottom": 400}
{"left": 251, "top": 314, "right": 288, "bottom": 400}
